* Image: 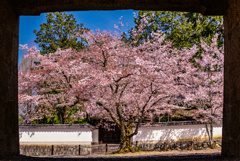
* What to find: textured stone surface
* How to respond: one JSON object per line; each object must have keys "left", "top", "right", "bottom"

{"left": 20, "top": 145, "right": 52, "bottom": 156}
{"left": 91, "top": 144, "right": 107, "bottom": 155}
{"left": 137, "top": 140, "right": 221, "bottom": 152}
{"left": 0, "top": 0, "right": 19, "bottom": 155}
{"left": 20, "top": 140, "right": 221, "bottom": 156}
{"left": 54, "top": 145, "right": 79, "bottom": 156}
{"left": 222, "top": 0, "right": 240, "bottom": 157}
{"left": 20, "top": 145, "right": 92, "bottom": 156}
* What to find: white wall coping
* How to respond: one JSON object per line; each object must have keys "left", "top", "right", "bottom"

{"left": 19, "top": 124, "right": 92, "bottom": 129}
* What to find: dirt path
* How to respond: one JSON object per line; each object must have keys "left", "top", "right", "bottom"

{"left": 3, "top": 148, "right": 240, "bottom": 161}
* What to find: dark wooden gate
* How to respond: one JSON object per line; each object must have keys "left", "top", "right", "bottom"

{"left": 99, "top": 125, "right": 121, "bottom": 144}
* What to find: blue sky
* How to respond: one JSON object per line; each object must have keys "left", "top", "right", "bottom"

{"left": 19, "top": 10, "right": 137, "bottom": 64}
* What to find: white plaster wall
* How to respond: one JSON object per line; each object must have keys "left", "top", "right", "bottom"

{"left": 19, "top": 128, "right": 92, "bottom": 145}
{"left": 133, "top": 125, "right": 222, "bottom": 143}
{"left": 19, "top": 124, "right": 222, "bottom": 145}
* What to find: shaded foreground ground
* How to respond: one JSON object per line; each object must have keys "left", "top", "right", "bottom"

{"left": 1, "top": 149, "right": 239, "bottom": 161}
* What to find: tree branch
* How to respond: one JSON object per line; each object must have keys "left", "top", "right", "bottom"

{"left": 150, "top": 96, "right": 170, "bottom": 107}
{"left": 114, "top": 73, "right": 133, "bottom": 83}
{"left": 102, "top": 50, "right": 107, "bottom": 67}
{"left": 119, "top": 83, "right": 129, "bottom": 100}
{"left": 62, "top": 71, "right": 72, "bottom": 88}
{"left": 130, "top": 94, "right": 153, "bottom": 138}
{"left": 96, "top": 101, "right": 120, "bottom": 126}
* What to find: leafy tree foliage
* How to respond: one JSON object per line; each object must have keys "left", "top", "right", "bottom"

{"left": 34, "top": 12, "right": 88, "bottom": 55}
{"left": 129, "top": 11, "right": 223, "bottom": 49}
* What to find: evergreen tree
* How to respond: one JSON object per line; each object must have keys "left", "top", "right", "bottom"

{"left": 34, "top": 12, "right": 88, "bottom": 55}
{"left": 129, "top": 11, "right": 223, "bottom": 49}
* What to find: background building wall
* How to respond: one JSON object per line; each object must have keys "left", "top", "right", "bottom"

{"left": 133, "top": 124, "right": 222, "bottom": 143}
{"left": 19, "top": 123, "right": 222, "bottom": 156}
{"left": 19, "top": 124, "right": 93, "bottom": 145}
{"left": 19, "top": 123, "right": 222, "bottom": 145}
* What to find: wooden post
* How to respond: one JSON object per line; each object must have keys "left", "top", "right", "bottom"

{"left": 222, "top": 0, "right": 240, "bottom": 157}
{"left": 0, "top": 0, "right": 19, "bottom": 155}
{"left": 51, "top": 145, "right": 54, "bottom": 155}
{"left": 105, "top": 144, "right": 108, "bottom": 155}
{"left": 79, "top": 145, "right": 81, "bottom": 155}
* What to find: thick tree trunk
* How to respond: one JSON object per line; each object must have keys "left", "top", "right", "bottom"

{"left": 118, "top": 135, "right": 134, "bottom": 153}
{"left": 205, "top": 123, "right": 215, "bottom": 149}
{"left": 63, "top": 106, "right": 68, "bottom": 124}
{"left": 118, "top": 126, "right": 135, "bottom": 153}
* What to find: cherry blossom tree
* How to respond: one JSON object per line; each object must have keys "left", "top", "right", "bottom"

{"left": 18, "top": 45, "right": 95, "bottom": 124}
{"left": 72, "top": 24, "right": 203, "bottom": 152}
{"left": 18, "top": 28, "right": 184, "bottom": 151}
{"left": 180, "top": 34, "right": 223, "bottom": 148}
{"left": 18, "top": 14, "right": 223, "bottom": 152}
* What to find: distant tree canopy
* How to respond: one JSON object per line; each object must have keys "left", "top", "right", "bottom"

{"left": 28, "top": 12, "right": 90, "bottom": 124}
{"left": 127, "top": 11, "right": 223, "bottom": 49}
{"left": 34, "top": 12, "right": 89, "bottom": 55}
